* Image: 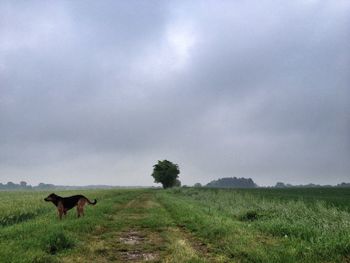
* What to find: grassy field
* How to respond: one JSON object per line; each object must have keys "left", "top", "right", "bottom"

{"left": 0, "top": 188, "right": 349, "bottom": 262}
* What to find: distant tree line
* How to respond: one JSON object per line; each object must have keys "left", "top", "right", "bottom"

{"left": 205, "top": 177, "right": 257, "bottom": 188}
{"left": 274, "top": 182, "right": 350, "bottom": 188}
{"left": 1, "top": 178, "right": 349, "bottom": 191}
{"left": 0, "top": 182, "right": 142, "bottom": 190}
{"left": 0, "top": 181, "right": 56, "bottom": 190}
{"left": 193, "top": 178, "right": 350, "bottom": 189}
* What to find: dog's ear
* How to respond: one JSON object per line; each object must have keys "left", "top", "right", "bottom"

{"left": 44, "top": 193, "right": 56, "bottom": 201}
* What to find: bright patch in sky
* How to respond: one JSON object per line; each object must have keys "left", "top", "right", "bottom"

{"left": 166, "top": 24, "right": 195, "bottom": 69}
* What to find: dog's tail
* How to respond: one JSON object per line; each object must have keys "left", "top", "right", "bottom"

{"left": 86, "top": 198, "right": 97, "bottom": 205}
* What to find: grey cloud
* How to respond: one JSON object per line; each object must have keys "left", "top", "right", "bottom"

{"left": 0, "top": 1, "right": 349, "bottom": 186}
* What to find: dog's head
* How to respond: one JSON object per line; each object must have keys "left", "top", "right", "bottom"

{"left": 44, "top": 193, "right": 58, "bottom": 202}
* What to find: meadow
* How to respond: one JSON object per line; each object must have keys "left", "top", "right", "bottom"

{"left": 0, "top": 187, "right": 349, "bottom": 262}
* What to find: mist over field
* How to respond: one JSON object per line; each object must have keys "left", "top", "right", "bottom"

{"left": 0, "top": 1, "right": 349, "bottom": 186}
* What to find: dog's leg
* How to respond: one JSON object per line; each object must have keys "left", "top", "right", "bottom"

{"left": 58, "top": 209, "right": 63, "bottom": 220}
{"left": 77, "top": 199, "right": 86, "bottom": 218}
{"left": 58, "top": 202, "right": 64, "bottom": 220}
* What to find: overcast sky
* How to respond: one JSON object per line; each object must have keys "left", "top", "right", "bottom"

{"left": 0, "top": 0, "right": 349, "bottom": 186}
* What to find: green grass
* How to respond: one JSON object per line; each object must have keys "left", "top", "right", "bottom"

{"left": 157, "top": 187, "right": 350, "bottom": 262}
{"left": 0, "top": 191, "right": 51, "bottom": 226}
{"left": 0, "top": 187, "right": 349, "bottom": 262}
{"left": 234, "top": 187, "right": 350, "bottom": 211}
{"left": 0, "top": 189, "right": 141, "bottom": 262}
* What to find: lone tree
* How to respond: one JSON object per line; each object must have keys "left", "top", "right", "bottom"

{"left": 151, "top": 160, "right": 180, "bottom": 189}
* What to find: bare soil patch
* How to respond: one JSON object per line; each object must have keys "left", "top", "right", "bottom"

{"left": 120, "top": 250, "right": 158, "bottom": 261}
{"left": 116, "top": 229, "right": 161, "bottom": 262}
{"left": 119, "top": 230, "right": 146, "bottom": 245}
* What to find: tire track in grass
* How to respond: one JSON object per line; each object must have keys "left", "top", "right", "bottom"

{"left": 110, "top": 192, "right": 202, "bottom": 262}
{"left": 155, "top": 198, "right": 227, "bottom": 263}
{"left": 131, "top": 193, "right": 217, "bottom": 262}
{"left": 63, "top": 191, "right": 218, "bottom": 262}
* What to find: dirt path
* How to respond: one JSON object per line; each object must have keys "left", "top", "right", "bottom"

{"left": 63, "top": 192, "right": 214, "bottom": 263}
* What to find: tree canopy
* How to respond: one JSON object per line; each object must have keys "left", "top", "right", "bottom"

{"left": 151, "top": 160, "right": 180, "bottom": 189}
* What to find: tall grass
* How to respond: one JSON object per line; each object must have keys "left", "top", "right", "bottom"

{"left": 0, "top": 191, "right": 52, "bottom": 226}
{"left": 162, "top": 188, "right": 350, "bottom": 262}
{"left": 0, "top": 189, "right": 141, "bottom": 263}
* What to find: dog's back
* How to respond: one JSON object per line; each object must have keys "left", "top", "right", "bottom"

{"left": 62, "top": 195, "right": 85, "bottom": 210}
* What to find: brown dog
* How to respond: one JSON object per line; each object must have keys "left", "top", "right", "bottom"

{"left": 44, "top": 193, "right": 97, "bottom": 219}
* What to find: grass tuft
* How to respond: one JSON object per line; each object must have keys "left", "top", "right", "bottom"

{"left": 239, "top": 210, "right": 261, "bottom": 221}
{"left": 43, "top": 230, "right": 75, "bottom": 254}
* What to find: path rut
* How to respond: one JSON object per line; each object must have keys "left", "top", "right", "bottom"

{"left": 63, "top": 192, "right": 214, "bottom": 262}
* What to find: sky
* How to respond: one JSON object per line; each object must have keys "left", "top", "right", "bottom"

{"left": 0, "top": 0, "right": 349, "bottom": 186}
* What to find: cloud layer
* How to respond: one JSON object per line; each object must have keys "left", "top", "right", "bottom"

{"left": 1, "top": 0, "right": 349, "bottom": 186}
